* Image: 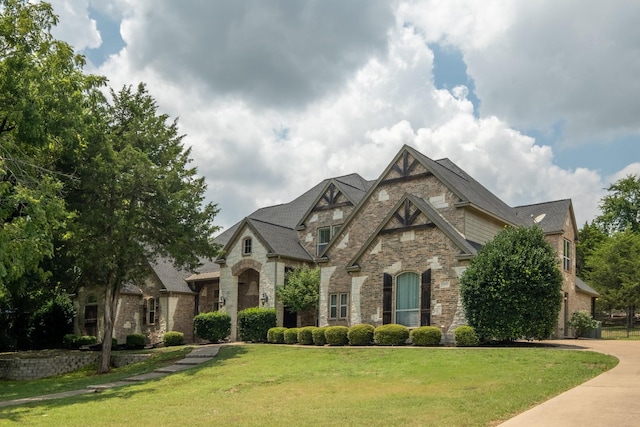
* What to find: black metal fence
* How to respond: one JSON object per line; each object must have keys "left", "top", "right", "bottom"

{"left": 596, "top": 315, "right": 640, "bottom": 339}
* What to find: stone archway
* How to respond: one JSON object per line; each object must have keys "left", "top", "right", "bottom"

{"left": 237, "top": 268, "right": 260, "bottom": 311}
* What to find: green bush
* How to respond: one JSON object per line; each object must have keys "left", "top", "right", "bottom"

{"left": 297, "top": 326, "right": 315, "bottom": 345}
{"left": 568, "top": 311, "right": 598, "bottom": 338}
{"left": 325, "top": 326, "right": 349, "bottom": 346}
{"left": 63, "top": 334, "right": 98, "bottom": 349}
{"left": 284, "top": 328, "right": 299, "bottom": 344}
{"left": 312, "top": 327, "right": 327, "bottom": 346}
{"left": 267, "top": 327, "right": 286, "bottom": 343}
{"left": 238, "top": 307, "right": 277, "bottom": 342}
{"left": 126, "top": 333, "right": 146, "bottom": 349}
{"left": 163, "top": 331, "right": 184, "bottom": 346}
{"left": 410, "top": 326, "right": 442, "bottom": 346}
{"left": 348, "top": 324, "right": 375, "bottom": 346}
{"left": 194, "top": 311, "right": 231, "bottom": 343}
{"left": 29, "top": 294, "right": 76, "bottom": 349}
{"left": 454, "top": 325, "right": 479, "bottom": 347}
{"left": 374, "top": 324, "right": 409, "bottom": 346}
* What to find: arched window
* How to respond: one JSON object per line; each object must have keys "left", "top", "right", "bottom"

{"left": 395, "top": 272, "right": 420, "bottom": 327}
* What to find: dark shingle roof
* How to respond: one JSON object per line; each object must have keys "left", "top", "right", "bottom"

{"left": 576, "top": 277, "right": 600, "bottom": 297}
{"left": 513, "top": 199, "right": 571, "bottom": 234}
{"left": 148, "top": 257, "right": 195, "bottom": 294}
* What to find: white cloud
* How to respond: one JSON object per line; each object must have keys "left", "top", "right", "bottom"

{"left": 49, "top": 0, "right": 101, "bottom": 51}
{"left": 47, "top": 1, "right": 639, "bottom": 232}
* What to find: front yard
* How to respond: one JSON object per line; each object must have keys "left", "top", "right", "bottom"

{"left": 0, "top": 344, "right": 616, "bottom": 426}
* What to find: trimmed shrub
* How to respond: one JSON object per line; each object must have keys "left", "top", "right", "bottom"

{"left": 325, "top": 326, "right": 349, "bottom": 346}
{"left": 194, "top": 311, "right": 231, "bottom": 343}
{"left": 63, "top": 334, "right": 97, "bottom": 349}
{"left": 284, "top": 328, "right": 299, "bottom": 344}
{"left": 348, "top": 324, "right": 374, "bottom": 346}
{"left": 163, "top": 331, "right": 184, "bottom": 346}
{"left": 374, "top": 324, "right": 409, "bottom": 346}
{"left": 454, "top": 325, "right": 479, "bottom": 347}
{"left": 312, "top": 327, "right": 327, "bottom": 346}
{"left": 410, "top": 326, "right": 442, "bottom": 346}
{"left": 267, "top": 327, "right": 286, "bottom": 344}
{"left": 238, "top": 307, "right": 277, "bottom": 342}
{"left": 126, "top": 333, "right": 146, "bottom": 349}
{"left": 298, "top": 326, "right": 315, "bottom": 345}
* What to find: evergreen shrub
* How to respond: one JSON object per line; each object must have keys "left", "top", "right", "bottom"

{"left": 298, "top": 326, "right": 315, "bottom": 345}
{"left": 454, "top": 325, "right": 479, "bottom": 347}
{"left": 348, "top": 324, "right": 374, "bottom": 346}
{"left": 312, "top": 327, "right": 327, "bottom": 346}
{"left": 194, "top": 311, "right": 231, "bottom": 343}
{"left": 163, "top": 331, "right": 184, "bottom": 346}
{"left": 238, "top": 307, "right": 277, "bottom": 342}
{"left": 267, "top": 327, "right": 286, "bottom": 344}
{"left": 374, "top": 324, "right": 409, "bottom": 346}
{"left": 126, "top": 333, "right": 146, "bottom": 349}
{"left": 284, "top": 328, "right": 299, "bottom": 344}
{"left": 410, "top": 326, "right": 442, "bottom": 346}
{"left": 325, "top": 326, "right": 349, "bottom": 346}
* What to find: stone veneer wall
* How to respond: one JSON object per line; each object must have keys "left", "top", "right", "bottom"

{"left": 0, "top": 353, "right": 150, "bottom": 380}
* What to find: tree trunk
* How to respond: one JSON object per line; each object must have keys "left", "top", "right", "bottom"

{"left": 98, "top": 279, "right": 119, "bottom": 374}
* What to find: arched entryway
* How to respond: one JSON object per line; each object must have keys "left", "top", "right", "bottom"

{"left": 237, "top": 268, "right": 260, "bottom": 311}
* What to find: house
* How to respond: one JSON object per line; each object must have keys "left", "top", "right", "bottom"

{"left": 74, "top": 144, "right": 596, "bottom": 344}
{"left": 213, "top": 144, "right": 595, "bottom": 342}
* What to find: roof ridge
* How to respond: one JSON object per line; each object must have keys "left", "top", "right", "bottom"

{"left": 248, "top": 216, "right": 295, "bottom": 231}
{"left": 514, "top": 199, "right": 570, "bottom": 209}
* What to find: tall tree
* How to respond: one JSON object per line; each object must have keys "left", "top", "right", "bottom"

{"left": 586, "top": 230, "right": 640, "bottom": 326}
{"left": 596, "top": 175, "right": 640, "bottom": 234}
{"left": 576, "top": 221, "right": 607, "bottom": 279}
{"left": 66, "top": 84, "right": 220, "bottom": 373}
{"left": 0, "top": 0, "right": 101, "bottom": 302}
{"left": 276, "top": 266, "right": 320, "bottom": 317}
{"left": 460, "top": 226, "right": 563, "bottom": 342}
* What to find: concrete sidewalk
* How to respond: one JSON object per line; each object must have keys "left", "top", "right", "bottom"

{"left": 0, "top": 344, "right": 220, "bottom": 408}
{"left": 499, "top": 339, "right": 640, "bottom": 427}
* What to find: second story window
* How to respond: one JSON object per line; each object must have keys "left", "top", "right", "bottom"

{"left": 563, "top": 239, "right": 571, "bottom": 271}
{"left": 317, "top": 227, "right": 331, "bottom": 255}
{"left": 243, "top": 237, "right": 252, "bottom": 255}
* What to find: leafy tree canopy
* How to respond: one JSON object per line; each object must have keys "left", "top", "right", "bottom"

{"left": 596, "top": 174, "right": 640, "bottom": 235}
{"left": 276, "top": 266, "right": 320, "bottom": 314}
{"left": 460, "top": 226, "right": 563, "bottom": 342}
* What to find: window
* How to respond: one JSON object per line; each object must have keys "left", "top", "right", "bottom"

{"left": 563, "top": 239, "right": 571, "bottom": 271}
{"left": 329, "top": 293, "right": 348, "bottom": 319}
{"left": 395, "top": 272, "right": 419, "bottom": 327}
{"left": 213, "top": 289, "right": 220, "bottom": 312}
{"left": 333, "top": 224, "right": 342, "bottom": 236}
{"left": 317, "top": 227, "right": 331, "bottom": 255}
{"left": 144, "top": 297, "right": 159, "bottom": 325}
{"left": 243, "top": 237, "right": 252, "bottom": 255}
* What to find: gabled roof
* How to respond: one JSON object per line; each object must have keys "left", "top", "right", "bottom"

{"left": 347, "top": 193, "right": 478, "bottom": 269}
{"left": 148, "top": 257, "right": 195, "bottom": 294}
{"left": 297, "top": 173, "right": 374, "bottom": 229}
{"left": 216, "top": 173, "right": 371, "bottom": 262}
{"left": 576, "top": 277, "right": 600, "bottom": 297}
{"left": 513, "top": 199, "right": 577, "bottom": 236}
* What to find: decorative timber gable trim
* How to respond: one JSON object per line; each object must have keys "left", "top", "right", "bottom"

{"left": 380, "top": 150, "right": 432, "bottom": 185}
{"left": 297, "top": 178, "right": 362, "bottom": 229}
{"left": 347, "top": 193, "right": 477, "bottom": 270}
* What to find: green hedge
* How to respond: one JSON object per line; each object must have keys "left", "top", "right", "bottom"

{"left": 410, "top": 326, "right": 442, "bottom": 346}
{"left": 194, "top": 311, "right": 231, "bottom": 343}
{"left": 238, "top": 307, "right": 277, "bottom": 342}
{"left": 374, "top": 324, "right": 409, "bottom": 346}
{"left": 267, "top": 327, "right": 286, "bottom": 344}
{"left": 284, "top": 328, "right": 299, "bottom": 344}
{"left": 126, "top": 333, "right": 146, "bottom": 349}
{"left": 348, "top": 324, "right": 374, "bottom": 346}
{"left": 163, "top": 331, "right": 184, "bottom": 347}
{"left": 454, "top": 325, "right": 479, "bottom": 347}
{"left": 325, "top": 326, "right": 349, "bottom": 346}
{"left": 63, "top": 334, "right": 97, "bottom": 349}
{"left": 298, "top": 326, "right": 316, "bottom": 345}
{"left": 312, "top": 327, "right": 327, "bottom": 346}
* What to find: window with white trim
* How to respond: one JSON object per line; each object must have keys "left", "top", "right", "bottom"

{"left": 317, "top": 227, "right": 331, "bottom": 255}
{"left": 144, "top": 297, "right": 159, "bottom": 325}
{"left": 329, "top": 292, "right": 348, "bottom": 319}
{"left": 395, "top": 272, "right": 419, "bottom": 327}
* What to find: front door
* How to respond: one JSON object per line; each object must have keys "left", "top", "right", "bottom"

{"left": 283, "top": 307, "right": 297, "bottom": 328}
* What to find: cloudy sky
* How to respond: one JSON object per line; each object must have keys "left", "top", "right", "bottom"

{"left": 48, "top": 0, "right": 640, "bottom": 232}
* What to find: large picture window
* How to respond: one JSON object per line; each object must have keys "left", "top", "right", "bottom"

{"left": 395, "top": 272, "right": 419, "bottom": 327}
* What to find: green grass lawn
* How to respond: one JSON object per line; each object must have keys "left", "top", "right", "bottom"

{"left": 0, "top": 344, "right": 617, "bottom": 427}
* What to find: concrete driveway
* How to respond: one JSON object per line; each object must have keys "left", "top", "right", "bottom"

{"left": 499, "top": 339, "right": 640, "bottom": 426}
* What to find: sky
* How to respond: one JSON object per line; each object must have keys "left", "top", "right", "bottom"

{"left": 47, "top": 0, "right": 640, "bottom": 233}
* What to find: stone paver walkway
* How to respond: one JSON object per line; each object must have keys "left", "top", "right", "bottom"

{"left": 0, "top": 344, "right": 220, "bottom": 408}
